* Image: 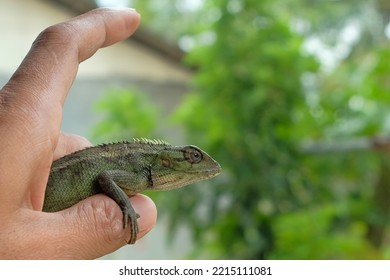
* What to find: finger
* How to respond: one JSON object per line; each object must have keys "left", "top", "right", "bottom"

{"left": 1, "top": 195, "right": 157, "bottom": 259}
{"left": 3, "top": 8, "right": 140, "bottom": 116}
{"left": 54, "top": 132, "right": 92, "bottom": 160}
{"left": 52, "top": 194, "right": 157, "bottom": 259}
{"left": 1, "top": 8, "right": 140, "bottom": 148}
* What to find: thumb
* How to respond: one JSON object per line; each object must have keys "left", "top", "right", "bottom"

{"left": 46, "top": 194, "right": 156, "bottom": 259}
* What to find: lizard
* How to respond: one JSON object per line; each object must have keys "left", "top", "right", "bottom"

{"left": 42, "top": 138, "right": 221, "bottom": 244}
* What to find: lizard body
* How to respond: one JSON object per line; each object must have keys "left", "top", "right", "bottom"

{"left": 43, "top": 138, "right": 221, "bottom": 244}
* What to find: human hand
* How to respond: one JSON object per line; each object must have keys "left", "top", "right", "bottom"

{"left": 0, "top": 8, "right": 157, "bottom": 259}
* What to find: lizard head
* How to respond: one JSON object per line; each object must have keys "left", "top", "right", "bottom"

{"left": 152, "top": 145, "right": 222, "bottom": 190}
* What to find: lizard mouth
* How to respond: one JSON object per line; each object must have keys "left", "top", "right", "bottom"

{"left": 187, "top": 159, "right": 222, "bottom": 175}
{"left": 204, "top": 166, "right": 222, "bottom": 178}
{"left": 199, "top": 162, "right": 222, "bottom": 177}
{"left": 154, "top": 163, "right": 221, "bottom": 191}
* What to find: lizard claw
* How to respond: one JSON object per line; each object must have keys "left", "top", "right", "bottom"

{"left": 122, "top": 209, "right": 139, "bottom": 244}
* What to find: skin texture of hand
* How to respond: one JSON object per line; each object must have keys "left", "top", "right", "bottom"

{"left": 0, "top": 8, "right": 157, "bottom": 259}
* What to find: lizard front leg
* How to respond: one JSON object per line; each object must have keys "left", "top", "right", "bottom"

{"left": 97, "top": 170, "right": 149, "bottom": 244}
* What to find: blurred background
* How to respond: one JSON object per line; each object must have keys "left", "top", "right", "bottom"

{"left": 1, "top": 0, "right": 390, "bottom": 259}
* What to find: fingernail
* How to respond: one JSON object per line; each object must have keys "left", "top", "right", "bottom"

{"left": 109, "top": 7, "right": 137, "bottom": 12}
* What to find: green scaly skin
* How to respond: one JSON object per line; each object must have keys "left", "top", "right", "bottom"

{"left": 43, "top": 138, "right": 221, "bottom": 244}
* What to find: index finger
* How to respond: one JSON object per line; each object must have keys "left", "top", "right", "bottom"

{"left": 2, "top": 8, "right": 140, "bottom": 132}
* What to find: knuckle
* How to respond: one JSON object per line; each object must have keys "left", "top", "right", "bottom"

{"left": 33, "top": 23, "right": 76, "bottom": 48}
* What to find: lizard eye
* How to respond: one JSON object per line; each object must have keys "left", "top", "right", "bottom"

{"left": 188, "top": 148, "right": 203, "bottom": 163}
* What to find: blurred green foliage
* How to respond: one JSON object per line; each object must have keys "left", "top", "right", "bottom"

{"left": 269, "top": 202, "right": 381, "bottom": 259}
{"left": 169, "top": 0, "right": 319, "bottom": 259}
{"left": 92, "top": 0, "right": 390, "bottom": 259}
{"left": 92, "top": 88, "right": 157, "bottom": 142}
